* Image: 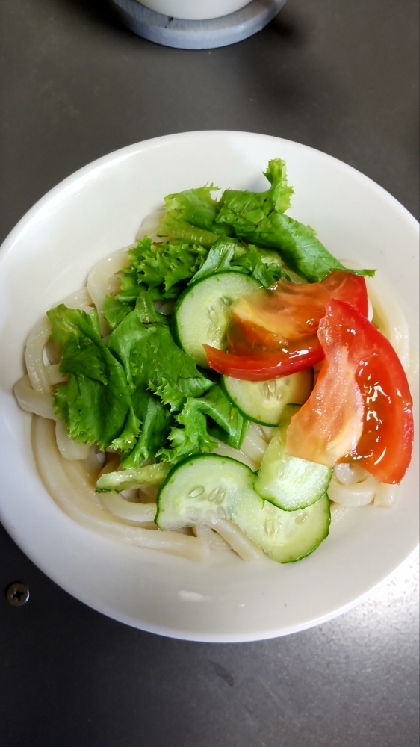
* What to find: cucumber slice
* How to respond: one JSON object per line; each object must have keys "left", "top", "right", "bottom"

{"left": 222, "top": 369, "right": 312, "bottom": 425}
{"left": 155, "top": 454, "right": 331, "bottom": 563}
{"left": 232, "top": 492, "right": 331, "bottom": 563}
{"left": 173, "top": 272, "right": 260, "bottom": 367}
{"left": 254, "top": 421, "right": 332, "bottom": 511}
{"left": 156, "top": 454, "right": 256, "bottom": 531}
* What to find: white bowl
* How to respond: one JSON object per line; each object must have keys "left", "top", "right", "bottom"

{"left": 137, "top": 0, "right": 252, "bottom": 21}
{"left": 0, "top": 132, "right": 418, "bottom": 642}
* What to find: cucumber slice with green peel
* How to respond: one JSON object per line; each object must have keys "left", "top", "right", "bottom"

{"left": 232, "top": 492, "right": 331, "bottom": 563}
{"left": 173, "top": 271, "right": 260, "bottom": 367}
{"left": 254, "top": 422, "right": 332, "bottom": 511}
{"left": 222, "top": 369, "right": 313, "bottom": 426}
{"left": 155, "top": 454, "right": 331, "bottom": 563}
{"left": 155, "top": 454, "right": 256, "bottom": 531}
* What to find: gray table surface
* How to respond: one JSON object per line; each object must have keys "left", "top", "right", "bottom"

{"left": 0, "top": 1, "right": 418, "bottom": 746}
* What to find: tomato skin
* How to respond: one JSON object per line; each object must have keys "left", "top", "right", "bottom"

{"left": 203, "top": 340, "right": 324, "bottom": 381}
{"left": 229, "top": 270, "right": 368, "bottom": 350}
{"left": 204, "top": 271, "right": 368, "bottom": 382}
{"left": 285, "top": 300, "right": 414, "bottom": 484}
{"left": 321, "top": 270, "right": 369, "bottom": 316}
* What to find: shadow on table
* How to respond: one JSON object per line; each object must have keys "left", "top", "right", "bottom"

{"left": 268, "top": 6, "right": 309, "bottom": 46}
{"left": 61, "top": 0, "right": 126, "bottom": 32}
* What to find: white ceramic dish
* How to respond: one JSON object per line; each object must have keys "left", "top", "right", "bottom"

{"left": 0, "top": 131, "right": 418, "bottom": 642}
{"left": 137, "top": 0, "right": 251, "bottom": 21}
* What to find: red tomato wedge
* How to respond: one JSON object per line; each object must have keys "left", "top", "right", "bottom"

{"left": 204, "top": 271, "right": 368, "bottom": 381}
{"left": 229, "top": 269, "right": 368, "bottom": 350}
{"left": 203, "top": 340, "right": 324, "bottom": 381}
{"left": 285, "top": 300, "right": 414, "bottom": 484}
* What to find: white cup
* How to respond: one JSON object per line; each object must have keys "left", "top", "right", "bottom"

{"left": 137, "top": 0, "right": 253, "bottom": 21}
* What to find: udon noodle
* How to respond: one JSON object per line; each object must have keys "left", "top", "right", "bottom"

{"left": 14, "top": 218, "right": 415, "bottom": 561}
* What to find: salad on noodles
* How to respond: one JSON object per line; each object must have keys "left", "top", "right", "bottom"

{"left": 14, "top": 159, "right": 415, "bottom": 563}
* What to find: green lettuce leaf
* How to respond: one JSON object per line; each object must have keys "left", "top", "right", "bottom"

{"left": 122, "top": 237, "right": 208, "bottom": 299}
{"left": 159, "top": 384, "right": 248, "bottom": 464}
{"left": 216, "top": 159, "right": 374, "bottom": 282}
{"left": 103, "top": 287, "right": 168, "bottom": 332}
{"left": 199, "top": 384, "right": 248, "bottom": 449}
{"left": 157, "top": 215, "right": 219, "bottom": 249}
{"left": 159, "top": 406, "right": 215, "bottom": 465}
{"left": 121, "top": 387, "right": 172, "bottom": 468}
{"left": 109, "top": 406, "right": 140, "bottom": 454}
{"left": 216, "top": 158, "right": 293, "bottom": 233}
{"left": 102, "top": 295, "right": 133, "bottom": 331}
{"left": 163, "top": 184, "right": 220, "bottom": 231}
{"left": 232, "top": 245, "right": 285, "bottom": 287}
{"left": 228, "top": 211, "right": 375, "bottom": 282}
{"left": 264, "top": 158, "right": 295, "bottom": 213}
{"left": 190, "top": 238, "right": 238, "bottom": 282}
{"left": 190, "top": 238, "right": 286, "bottom": 288}
{"left": 96, "top": 463, "right": 170, "bottom": 493}
{"left": 107, "top": 306, "right": 213, "bottom": 410}
{"left": 47, "top": 305, "right": 130, "bottom": 450}
{"left": 116, "top": 274, "right": 148, "bottom": 304}
{"left": 134, "top": 289, "right": 168, "bottom": 324}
